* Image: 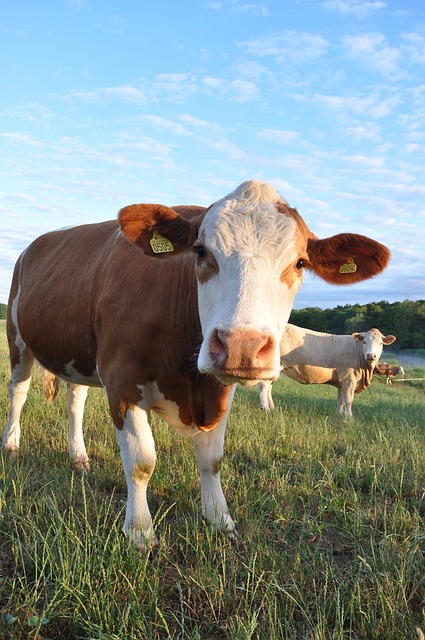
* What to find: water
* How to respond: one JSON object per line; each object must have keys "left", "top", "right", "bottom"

{"left": 385, "top": 351, "right": 425, "bottom": 368}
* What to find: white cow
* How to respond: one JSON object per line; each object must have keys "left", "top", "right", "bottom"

{"left": 258, "top": 325, "right": 396, "bottom": 417}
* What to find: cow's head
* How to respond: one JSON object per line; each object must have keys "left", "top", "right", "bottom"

{"left": 352, "top": 328, "right": 396, "bottom": 368}
{"left": 119, "top": 180, "right": 391, "bottom": 386}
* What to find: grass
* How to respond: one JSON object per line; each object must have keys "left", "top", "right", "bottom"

{"left": 0, "top": 319, "right": 424, "bottom": 639}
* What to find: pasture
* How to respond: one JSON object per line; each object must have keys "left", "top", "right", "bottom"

{"left": 0, "top": 319, "right": 424, "bottom": 639}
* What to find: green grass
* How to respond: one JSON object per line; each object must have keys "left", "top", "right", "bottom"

{"left": 0, "top": 319, "right": 424, "bottom": 639}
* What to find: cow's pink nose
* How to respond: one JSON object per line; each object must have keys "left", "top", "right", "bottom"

{"left": 367, "top": 353, "right": 377, "bottom": 360}
{"left": 209, "top": 328, "right": 276, "bottom": 374}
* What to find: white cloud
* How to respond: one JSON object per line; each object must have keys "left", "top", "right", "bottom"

{"left": 229, "top": 78, "right": 261, "bottom": 102}
{"left": 322, "top": 0, "right": 386, "bottom": 18}
{"left": 201, "top": 75, "right": 261, "bottom": 102}
{"left": 207, "top": 1, "right": 269, "bottom": 16}
{"left": 342, "top": 33, "right": 401, "bottom": 77}
{"left": 0, "top": 132, "right": 41, "bottom": 147}
{"left": 338, "top": 123, "right": 382, "bottom": 142}
{"left": 238, "top": 31, "right": 328, "bottom": 64}
{"left": 70, "top": 85, "right": 147, "bottom": 104}
{"left": 257, "top": 128, "right": 298, "bottom": 143}
{"left": 313, "top": 92, "right": 400, "bottom": 119}
{"left": 402, "top": 32, "right": 425, "bottom": 64}
{"left": 139, "top": 115, "right": 190, "bottom": 136}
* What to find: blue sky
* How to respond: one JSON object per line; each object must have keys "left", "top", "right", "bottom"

{"left": 1, "top": 0, "right": 424, "bottom": 309}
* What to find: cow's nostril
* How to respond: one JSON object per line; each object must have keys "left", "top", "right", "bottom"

{"left": 209, "top": 329, "right": 228, "bottom": 359}
{"left": 257, "top": 335, "right": 275, "bottom": 361}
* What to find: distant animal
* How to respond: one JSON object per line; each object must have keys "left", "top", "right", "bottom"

{"left": 2, "top": 179, "right": 391, "bottom": 550}
{"left": 258, "top": 325, "right": 396, "bottom": 417}
{"left": 374, "top": 362, "right": 405, "bottom": 385}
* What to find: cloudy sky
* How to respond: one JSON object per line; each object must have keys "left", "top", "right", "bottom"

{"left": 1, "top": 0, "right": 424, "bottom": 309}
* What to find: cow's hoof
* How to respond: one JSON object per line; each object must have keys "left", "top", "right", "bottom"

{"left": 3, "top": 446, "right": 19, "bottom": 459}
{"left": 72, "top": 457, "right": 90, "bottom": 472}
{"left": 227, "top": 527, "right": 240, "bottom": 545}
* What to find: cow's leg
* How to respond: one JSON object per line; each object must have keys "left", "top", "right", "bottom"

{"left": 115, "top": 405, "right": 157, "bottom": 551}
{"left": 66, "top": 383, "right": 90, "bottom": 470}
{"left": 258, "top": 381, "right": 275, "bottom": 411}
{"left": 340, "top": 379, "right": 355, "bottom": 418}
{"left": 192, "top": 386, "right": 237, "bottom": 539}
{"left": 2, "top": 346, "right": 34, "bottom": 456}
{"left": 335, "top": 387, "right": 345, "bottom": 415}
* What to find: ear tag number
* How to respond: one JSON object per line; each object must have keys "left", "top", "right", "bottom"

{"left": 339, "top": 258, "right": 358, "bottom": 274}
{"left": 150, "top": 231, "right": 174, "bottom": 254}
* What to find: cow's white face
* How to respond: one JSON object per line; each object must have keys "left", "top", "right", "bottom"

{"left": 353, "top": 328, "right": 396, "bottom": 368}
{"left": 195, "top": 181, "right": 306, "bottom": 385}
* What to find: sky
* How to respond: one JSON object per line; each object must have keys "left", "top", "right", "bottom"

{"left": 1, "top": 0, "right": 425, "bottom": 310}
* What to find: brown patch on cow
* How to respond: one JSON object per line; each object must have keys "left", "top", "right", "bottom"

{"left": 276, "top": 201, "right": 313, "bottom": 241}
{"left": 279, "top": 258, "right": 304, "bottom": 289}
{"left": 178, "top": 375, "right": 232, "bottom": 431}
{"left": 194, "top": 231, "right": 219, "bottom": 284}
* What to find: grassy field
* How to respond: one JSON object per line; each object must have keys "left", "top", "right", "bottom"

{"left": 0, "top": 319, "right": 424, "bottom": 639}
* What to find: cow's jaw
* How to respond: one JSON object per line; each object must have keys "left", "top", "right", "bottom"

{"left": 195, "top": 182, "right": 304, "bottom": 385}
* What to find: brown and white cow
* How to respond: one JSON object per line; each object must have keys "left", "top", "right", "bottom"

{"left": 374, "top": 362, "right": 405, "bottom": 384}
{"left": 2, "top": 180, "right": 391, "bottom": 549}
{"left": 258, "top": 324, "right": 396, "bottom": 417}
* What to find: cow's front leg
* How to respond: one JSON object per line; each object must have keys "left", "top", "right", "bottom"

{"left": 340, "top": 379, "right": 355, "bottom": 418}
{"left": 335, "top": 386, "right": 345, "bottom": 416}
{"left": 258, "top": 380, "right": 275, "bottom": 411}
{"left": 114, "top": 405, "right": 157, "bottom": 551}
{"left": 66, "top": 383, "right": 90, "bottom": 470}
{"left": 192, "top": 387, "right": 237, "bottom": 539}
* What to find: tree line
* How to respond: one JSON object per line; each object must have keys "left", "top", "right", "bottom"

{"left": 1, "top": 299, "right": 424, "bottom": 349}
{"left": 289, "top": 299, "right": 425, "bottom": 350}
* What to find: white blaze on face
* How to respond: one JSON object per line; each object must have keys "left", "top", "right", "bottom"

{"left": 195, "top": 181, "right": 305, "bottom": 385}
{"left": 361, "top": 329, "right": 386, "bottom": 366}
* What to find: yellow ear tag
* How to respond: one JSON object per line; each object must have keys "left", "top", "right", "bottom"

{"left": 339, "top": 257, "right": 358, "bottom": 274}
{"left": 150, "top": 231, "right": 174, "bottom": 254}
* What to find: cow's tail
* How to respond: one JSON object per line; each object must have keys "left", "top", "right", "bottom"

{"left": 42, "top": 368, "right": 61, "bottom": 404}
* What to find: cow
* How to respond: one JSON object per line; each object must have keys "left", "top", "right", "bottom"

{"left": 374, "top": 362, "right": 405, "bottom": 385}
{"left": 258, "top": 325, "right": 396, "bottom": 417}
{"left": 2, "top": 179, "right": 391, "bottom": 550}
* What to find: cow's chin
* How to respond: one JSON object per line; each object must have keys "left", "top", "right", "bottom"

{"left": 213, "top": 369, "right": 279, "bottom": 387}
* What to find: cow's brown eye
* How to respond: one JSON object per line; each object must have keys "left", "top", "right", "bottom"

{"left": 296, "top": 259, "right": 304, "bottom": 269}
{"left": 195, "top": 245, "right": 207, "bottom": 259}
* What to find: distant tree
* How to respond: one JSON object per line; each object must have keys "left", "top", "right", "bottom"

{"left": 289, "top": 307, "right": 328, "bottom": 332}
{"left": 288, "top": 300, "right": 425, "bottom": 350}
{"left": 0, "top": 303, "right": 6, "bottom": 319}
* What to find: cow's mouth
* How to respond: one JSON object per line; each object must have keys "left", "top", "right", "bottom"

{"left": 214, "top": 367, "right": 279, "bottom": 387}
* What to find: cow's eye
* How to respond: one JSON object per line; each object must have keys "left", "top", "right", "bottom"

{"left": 296, "top": 259, "right": 304, "bottom": 269}
{"left": 195, "top": 245, "right": 207, "bottom": 259}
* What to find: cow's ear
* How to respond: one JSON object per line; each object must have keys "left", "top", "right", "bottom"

{"left": 352, "top": 333, "right": 364, "bottom": 342}
{"left": 383, "top": 335, "right": 396, "bottom": 345}
{"left": 118, "top": 204, "right": 198, "bottom": 257}
{"left": 306, "top": 233, "right": 390, "bottom": 284}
